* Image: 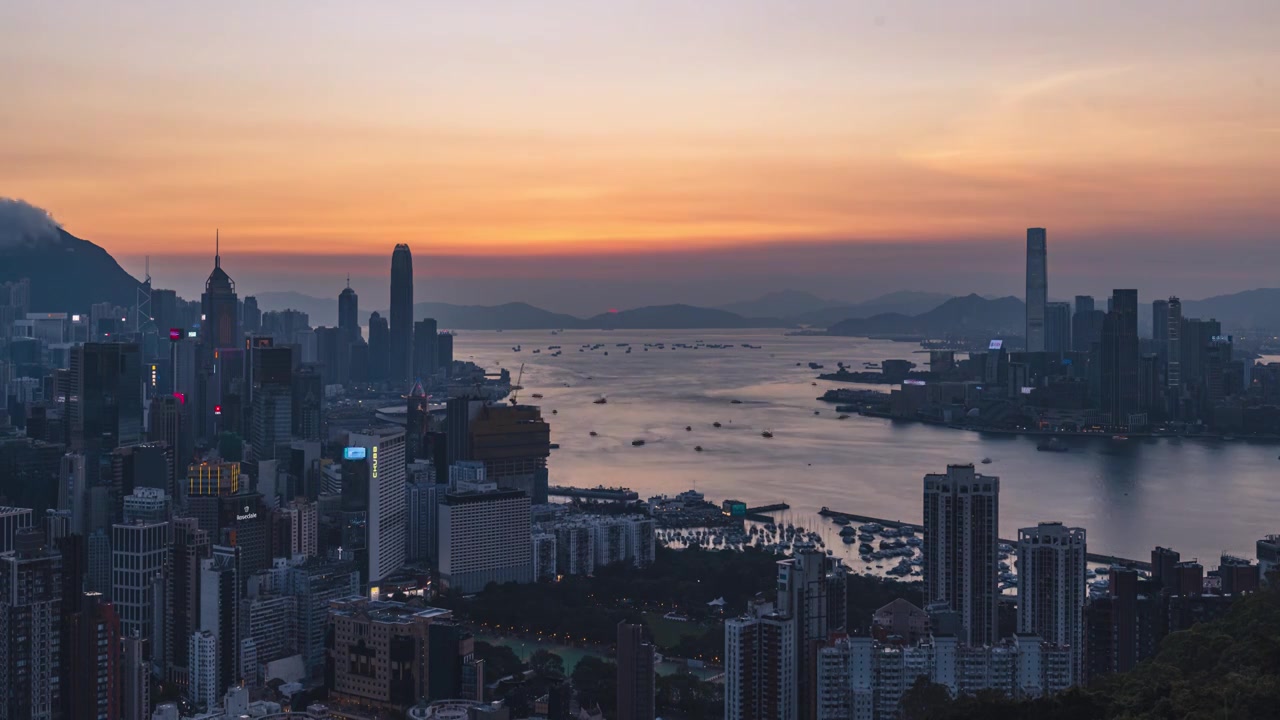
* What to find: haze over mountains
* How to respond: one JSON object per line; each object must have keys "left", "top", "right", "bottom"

{"left": 3, "top": 204, "right": 1280, "bottom": 333}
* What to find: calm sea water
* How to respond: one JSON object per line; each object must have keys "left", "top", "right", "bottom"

{"left": 453, "top": 330, "right": 1279, "bottom": 566}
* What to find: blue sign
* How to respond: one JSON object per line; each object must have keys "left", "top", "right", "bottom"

{"left": 343, "top": 447, "right": 367, "bottom": 461}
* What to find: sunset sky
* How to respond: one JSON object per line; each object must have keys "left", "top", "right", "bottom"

{"left": 2, "top": 1, "right": 1278, "bottom": 312}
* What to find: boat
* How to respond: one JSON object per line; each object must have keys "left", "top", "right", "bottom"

{"left": 842, "top": 536, "right": 856, "bottom": 545}
{"left": 551, "top": 409, "right": 558, "bottom": 414}
{"left": 593, "top": 398, "right": 608, "bottom": 404}
{"left": 981, "top": 457, "right": 992, "bottom": 464}
{"left": 838, "top": 414, "right": 850, "bottom": 420}
{"left": 812, "top": 382, "right": 817, "bottom": 386}
{"left": 531, "top": 393, "right": 544, "bottom": 399}
{"left": 632, "top": 439, "right": 645, "bottom": 447}
{"left": 1037, "top": 438, "right": 1068, "bottom": 452}
{"left": 761, "top": 430, "right": 774, "bottom": 438}
{"left": 713, "top": 422, "right": 722, "bottom": 428}
{"left": 549, "top": 443, "right": 560, "bottom": 450}
{"left": 695, "top": 446, "right": 703, "bottom": 452}
{"left": 1111, "top": 435, "right": 1128, "bottom": 441}
{"left": 730, "top": 399, "right": 743, "bottom": 404}
{"left": 813, "top": 410, "right": 819, "bottom": 415}
{"left": 685, "top": 426, "right": 692, "bottom": 431}
{"left": 589, "top": 431, "right": 598, "bottom": 437}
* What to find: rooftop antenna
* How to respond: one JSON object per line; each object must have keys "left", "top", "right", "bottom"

{"left": 215, "top": 229, "right": 220, "bottom": 268}
{"left": 346, "top": 273, "right": 350, "bottom": 289}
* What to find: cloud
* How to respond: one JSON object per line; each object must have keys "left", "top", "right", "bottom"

{"left": 0, "top": 198, "right": 62, "bottom": 249}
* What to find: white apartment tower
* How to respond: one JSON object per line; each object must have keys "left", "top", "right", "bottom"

{"left": 1016, "top": 522, "right": 1086, "bottom": 684}
{"left": 923, "top": 464, "right": 1000, "bottom": 646}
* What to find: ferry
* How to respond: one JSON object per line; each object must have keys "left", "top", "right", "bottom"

{"left": 695, "top": 446, "right": 703, "bottom": 452}
{"left": 589, "top": 431, "right": 598, "bottom": 437}
{"left": 713, "top": 422, "right": 722, "bottom": 428}
{"left": 632, "top": 439, "right": 646, "bottom": 447}
{"left": 761, "top": 430, "right": 774, "bottom": 438}
{"left": 981, "top": 457, "right": 992, "bottom": 464}
{"left": 593, "top": 398, "right": 608, "bottom": 404}
{"left": 531, "top": 393, "right": 544, "bottom": 399}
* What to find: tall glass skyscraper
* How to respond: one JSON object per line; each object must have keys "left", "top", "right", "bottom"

{"left": 389, "top": 244, "right": 414, "bottom": 384}
{"left": 338, "top": 280, "right": 359, "bottom": 343}
{"left": 1025, "top": 228, "right": 1048, "bottom": 352}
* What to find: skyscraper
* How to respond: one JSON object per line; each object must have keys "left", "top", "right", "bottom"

{"left": 1044, "top": 302, "right": 1072, "bottom": 354}
{"left": 111, "top": 511, "right": 169, "bottom": 649}
{"left": 1152, "top": 299, "right": 1169, "bottom": 346}
{"left": 1101, "top": 289, "right": 1141, "bottom": 428}
{"left": 776, "top": 549, "right": 846, "bottom": 720}
{"left": 438, "top": 470, "right": 533, "bottom": 594}
{"left": 1072, "top": 296, "right": 1104, "bottom": 354}
{"left": 923, "top": 464, "right": 999, "bottom": 646}
{"left": 389, "top": 244, "right": 414, "bottom": 384}
{"left": 200, "top": 232, "right": 239, "bottom": 351}
{"left": 242, "top": 295, "right": 261, "bottom": 333}
{"left": 367, "top": 311, "right": 389, "bottom": 382}
{"left": 725, "top": 599, "right": 797, "bottom": 720}
{"left": 1166, "top": 297, "right": 1183, "bottom": 390}
{"left": 1025, "top": 228, "right": 1047, "bottom": 353}
{"left": 1017, "top": 522, "right": 1087, "bottom": 684}
{"left": 338, "top": 279, "right": 360, "bottom": 343}
{"left": 66, "top": 591, "right": 121, "bottom": 720}
{"left": 70, "top": 342, "right": 144, "bottom": 456}
{"left": 413, "top": 318, "right": 439, "bottom": 379}
{"left": 0, "top": 529, "right": 63, "bottom": 720}
{"left": 347, "top": 427, "right": 408, "bottom": 583}
{"left": 617, "top": 621, "right": 656, "bottom": 720}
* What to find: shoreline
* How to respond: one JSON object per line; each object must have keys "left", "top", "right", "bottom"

{"left": 855, "top": 409, "right": 1280, "bottom": 444}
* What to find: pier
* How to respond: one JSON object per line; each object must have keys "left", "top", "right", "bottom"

{"left": 548, "top": 485, "right": 640, "bottom": 502}
{"left": 818, "top": 508, "right": 1151, "bottom": 571}
{"left": 744, "top": 502, "right": 791, "bottom": 523}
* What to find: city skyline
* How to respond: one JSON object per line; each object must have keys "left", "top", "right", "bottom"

{"left": 3, "top": 1, "right": 1279, "bottom": 309}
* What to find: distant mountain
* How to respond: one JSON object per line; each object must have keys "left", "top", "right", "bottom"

{"left": 583, "top": 304, "right": 788, "bottom": 330}
{"left": 1182, "top": 289, "right": 1280, "bottom": 331}
{"left": 0, "top": 199, "right": 141, "bottom": 312}
{"left": 791, "top": 291, "right": 954, "bottom": 327}
{"left": 410, "top": 301, "right": 582, "bottom": 331}
{"left": 718, "top": 290, "right": 847, "bottom": 318}
{"left": 827, "top": 294, "right": 1024, "bottom": 337}
{"left": 252, "top": 291, "right": 337, "bottom": 325}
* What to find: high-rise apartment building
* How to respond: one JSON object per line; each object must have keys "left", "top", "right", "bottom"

{"left": 0, "top": 529, "right": 63, "bottom": 720}
{"left": 725, "top": 599, "right": 797, "bottom": 720}
{"left": 438, "top": 474, "right": 533, "bottom": 594}
{"left": 617, "top": 621, "right": 656, "bottom": 720}
{"left": 923, "top": 464, "right": 999, "bottom": 646}
{"left": 166, "top": 517, "right": 210, "bottom": 688}
{"left": 777, "top": 549, "right": 846, "bottom": 720}
{"left": 347, "top": 427, "right": 408, "bottom": 583}
{"left": 1025, "top": 228, "right": 1048, "bottom": 353}
{"left": 188, "top": 630, "right": 219, "bottom": 711}
{"left": 1166, "top": 297, "right": 1183, "bottom": 390}
{"left": 200, "top": 545, "right": 241, "bottom": 701}
{"left": 1017, "top": 522, "right": 1087, "bottom": 684}
{"left": 122, "top": 633, "right": 150, "bottom": 720}
{"left": 389, "top": 244, "right": 414, "bottom": 384}
{"left": 66, "top": 591, "right": 120, "bottom": 720}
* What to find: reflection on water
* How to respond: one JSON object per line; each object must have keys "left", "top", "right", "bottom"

{"left": 454, "top": 330, "right": 1280, "bottom": 565}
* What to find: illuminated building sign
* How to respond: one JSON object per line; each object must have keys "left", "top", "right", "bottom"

{"left": 187, "top": 330, "right": 197, "bottom": 338}
{"left": 236, "top": 504, "right": 258, "bottom": 521}
{"left": 988, "top": 339, "right": 1004, "bottom": 350}
{"left": 903, "top": 379, "right": 927, "bottom": 386}
{"left": 343, "top": 447, "right": 366, "bottom": 460}
{"left": 170, "top": 328, "right": 182, "bottom": 341}
{"left": 371, "top": 445, "right": 379, "bottom": 479}
{"left": 214, "top": 404, "right": 222, "bottom": 415}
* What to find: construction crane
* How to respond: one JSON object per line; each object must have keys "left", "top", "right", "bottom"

{"left": 509, "top": 362, "right": 525, "bottom": 405}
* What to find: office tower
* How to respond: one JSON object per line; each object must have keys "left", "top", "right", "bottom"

{"left": 241, "top": 592, "right": 297, "bottom": 684}
{"left": 367, "top": 311, "right": 389, "bottom": 382}
{"left": 725, "top": 599, "right": 796, "bottom": 720}
{"left": 438, "top": 473, "right": 533, "bottom": 594}
{"left": 250, "top": 376, "right": 293, "bottom": 464}
{"left": 0, "top": 507, "right": 33, "bottom": 554}
{"left": 469, "top": 404, "right": 552, "bottom": 503}
{"left": 148, "top": 395, "right": 192, "bottom": 494}
{"left": 1166, "top": 297, "right": 1183, "bottom": 389}
{"left": 327, "top": 598, "right": 453, "bottom": 710}
{"left": 347, "top": 427, "right": 408, "bottom": 583}
{"left": 315, "top": 326, "right": 351, "bottom": 386}
{"left": 200, "top": 234, "right": 240, "bottom": 351}
{"left": 1152, "top": 299, "right": 1168, "bottom": 345}
{"left": 166, "top": 517, "right": 209, "bottom": 688}
{"left": 122, "top": 486, "right": 169, "bottom": 524}
{"left": 200, "top": 545, "right": 241, "bottom": 699}
{"left": 1044, "top": 302, "right": 1071, "bottom": 354}
{"left": 111, "top": 511, "right": 169, "bottom": 648}
{"left": 278, "top": 498, "right": 318, "bottom": 558}
{"left": 111, "top": 443, "right": 172, "bottom": 517}
{"left": 445, "top": 397, "right": 477, "bottom": 468}
{"left": 66, "top": 591, "right": 120, "bottom": 720}
{"left": 1017, "top": 522, "right": 1086, "bottom": 684}
{"left": 242, "top": 295, "right": 261, "bottom": 334}
{"left": 617, "top": 621, "right": 656, "bottom": 720}
{"left": 188, "top": 631, "right": 218, "bottom": 711}
{"left": 532, "top": 532, "right": 557, "bottom": 581}
{"left": 1203, "top": 335, "right": 1234, "bottom": 404}
{"left": 291, "top": 364, "right": 323, "bottom": 442}
{"left": 923, "top": 464, "right": 1000, "bottom": 646}
{"left": 1101, "top": 290, "right": 1141, "bottom": 429}
{"left": 122, "top": 633, "right": 150, "bottom": 720}
{"left": 285, "top": 558, "right": 361, "bottom": 681}
{"left": 437, "top": 331, "right": 454, "bottom": 376}
{"left": 389, "top": 244, "right": 414, "bottom": 384}
{"left": 405, "top": 479, "right": 441, "bottom": 564}
{"left": 426, "top": 621, "right": 478, "bottom": 700}
{"left": 70, "top": 342, "right": 144, "bottom": 456}
{"left": 406, "top": 384, "right": 429, "bottom": 464}
{"left": 0, "top": 529, "right": 63, "bottom": 720}
{"left": 338, "top": 280, "right": 360, "bottom": 343}
{"left": 1025, "top": 228, "right": 1047, "bottom": 352}
{"left": 1071, "top": 296, "right": 1101, "bottom": 353}
{"left": 413, "top": 318, "right": 438, "bottom": 379}
{"left": 776, "top": 549, "right": 846, "bottom": 720}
